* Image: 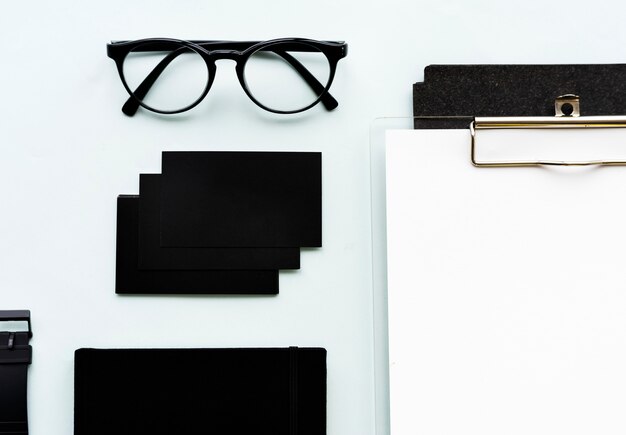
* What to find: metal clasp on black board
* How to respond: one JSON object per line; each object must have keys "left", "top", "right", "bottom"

{"left": 469, "top": 95, "right": 626, "bottom": 167}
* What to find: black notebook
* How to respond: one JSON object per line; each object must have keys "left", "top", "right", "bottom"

{"left": 74, "top": 347, "right": 327, "bottom": 435}
{"left": 116, "top": 195, "right": 279, "bottom": 294}
{"left": 160, "top": 152, "right": 322, "bottom": 248}
{"left": 138, "top": 174, "right": 301, "bottom": 270}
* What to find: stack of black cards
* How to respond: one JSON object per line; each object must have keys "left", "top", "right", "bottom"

{"left": 116, "top": 152, "right": 322, "bottom": 295}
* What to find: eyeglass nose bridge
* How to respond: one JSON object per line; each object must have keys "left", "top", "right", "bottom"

{"left": 207, "top": 50, "right": 243, "bottom": 62}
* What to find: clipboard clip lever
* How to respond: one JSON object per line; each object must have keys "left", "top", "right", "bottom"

{"left": 469, "top": 95, "right": 626, "bottom": 167}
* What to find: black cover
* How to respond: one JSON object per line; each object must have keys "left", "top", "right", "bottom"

{"left": 160, "top": 152, "right": 322, "bottom": 248}
{"left": 138, "top": 174, "right": 300, "bottom": 270}
{"left": 116, "top": 195, "right": 279, "bottom": 294}
{"left": 74, "top": 347, "right": 327, "bottom": 435}
{"left": 413, "top": 64, "right": 626, "bottom": 129}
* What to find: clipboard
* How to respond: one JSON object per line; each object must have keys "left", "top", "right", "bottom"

{"left": 371, "top": 64, "right": 626, "bottom": 435}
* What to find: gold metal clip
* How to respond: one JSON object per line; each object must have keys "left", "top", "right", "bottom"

{"left": 470, "top": 95, "right": 626, "bottom": 167}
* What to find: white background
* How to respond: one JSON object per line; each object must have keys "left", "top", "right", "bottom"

{"left": 2, "top": 1, "right": 626, "bottom": 434}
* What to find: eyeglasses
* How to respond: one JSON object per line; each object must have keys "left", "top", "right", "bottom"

{"left": 107, "top": 38, "right": 348, "bottom": 116}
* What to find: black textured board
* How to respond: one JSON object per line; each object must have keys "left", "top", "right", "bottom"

{"left": 138, "top": 174, "right": 300, "bottom": 270}
{"left": 74, "top": 347, "right": 327, "bottom": 435}
{"left": 413, "top": 64, "right": 626, "bottom": 129}
{"left": 160, "top": 152, "right": 322, "bottom": 248}
{"left": 116, "top": 195, "right": 279, "bottom": 295}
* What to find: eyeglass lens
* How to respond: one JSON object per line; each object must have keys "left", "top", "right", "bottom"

{"left": 243, "top": 42, "right": 331, "bottom": 112}
{"left": 123, "top": 42, "right": 210, "bottom": 113}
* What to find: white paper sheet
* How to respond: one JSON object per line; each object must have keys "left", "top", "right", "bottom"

{"left": 386, "top": 128, "right": 626, "bottom": 435}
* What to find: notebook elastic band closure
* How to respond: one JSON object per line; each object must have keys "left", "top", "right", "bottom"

{"left": 289, "top": 346, "right": 299, "bottom": 435}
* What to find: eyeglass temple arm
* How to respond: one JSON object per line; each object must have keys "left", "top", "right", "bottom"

{"left": 121, "top": 48, "right": 339, "bottom": 116}
{"left": 121, "top": 47, "right": 184, "bottom": 116}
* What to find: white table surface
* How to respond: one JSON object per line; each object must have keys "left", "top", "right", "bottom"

{"left": 2, "top": 1, "right": 626, "bottom": 434}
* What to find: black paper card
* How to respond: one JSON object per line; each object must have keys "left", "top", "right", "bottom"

{"left": 160, "top": 152, "right": 322, "bottom": 248}
{"left": 413, "top": 64, "right": 626, "bottom": 129}
{"left": 138, "top": 174, "right": 300, "bottom": 270}
{"left": 74, "top": 347, "right": 327, "bottom": 435}
{"left": 116, "top": 195, "right": 279, "bottom": 294}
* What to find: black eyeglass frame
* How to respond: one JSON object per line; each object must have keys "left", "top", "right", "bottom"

{"left": 107, "top": 37, "right": 348, "bottom": 115}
